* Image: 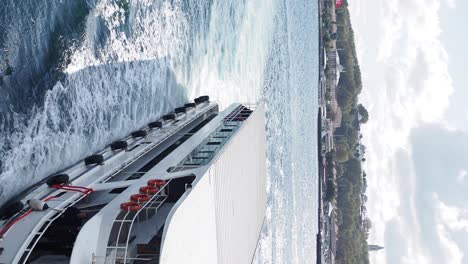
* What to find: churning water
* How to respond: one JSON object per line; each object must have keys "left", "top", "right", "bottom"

{"left": 0, "top": 0, "right": 318, "bottom": 262}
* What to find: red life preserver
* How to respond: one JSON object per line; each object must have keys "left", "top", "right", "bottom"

{"left": 130, "top": 194, "right": 150, "bottom": 203}
{"left": 139, "top": 186, "right": 159, "bottom": 195}
{"left": 120, "top": 202, "right": 142, "bottom": 211}
{"left": 147, "top": 179, "right": 166, "bottom": 188}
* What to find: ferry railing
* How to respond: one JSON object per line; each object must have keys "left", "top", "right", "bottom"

{"left": 223, "top": 105, "right": 244, "bottom": 122}
{"left": 104, "top": 180, "right": 171, "bottom": 264}
{"left": 239, "top": 102, "right": 257, "bottom": 111}
{"left": 20, "top": 192, "right": 92, "bottom": 263}
{"left": 222, "top": 104, "right": 255, "bottom": 132}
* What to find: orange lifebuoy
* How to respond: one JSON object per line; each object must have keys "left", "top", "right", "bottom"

{"left": 147, "top": 179, "right": 166, "bottom": 188}
{"left": 120, "top": 202, "right": 142, "bottom": 211}
{"left": 130, "top": 194, "right": 150, "bottom": 203}
{"left": 139, "top": 186, "right": 159, "bottom": 195}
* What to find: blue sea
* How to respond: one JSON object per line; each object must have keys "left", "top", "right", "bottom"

{"left": 0, "top": 0, "right": 318, "bottom": 263}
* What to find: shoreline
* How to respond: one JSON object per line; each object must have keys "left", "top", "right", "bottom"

{"left": 316, "top": 0, "right": 371, "bottom": 262}
{"left": 317, "top": 107, "right": 323, "bottom": 264}
{"left": 316, "top": 0, "right": 325, "bottom": 262}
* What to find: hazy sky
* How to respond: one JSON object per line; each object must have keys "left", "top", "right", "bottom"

{"left": 348, "top": 0, "right": 468, "bottom": 263}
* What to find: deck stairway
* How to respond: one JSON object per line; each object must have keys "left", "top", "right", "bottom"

{"left": 133, "top": 236, "right": 162, "bottom": 264}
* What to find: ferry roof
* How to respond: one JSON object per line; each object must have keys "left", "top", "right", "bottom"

{"left": 159, "top": 104, "right": 266, "bottom": 264}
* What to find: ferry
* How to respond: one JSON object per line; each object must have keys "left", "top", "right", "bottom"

{"left": 0, "top": 96, "right": 267, "bottom": 264}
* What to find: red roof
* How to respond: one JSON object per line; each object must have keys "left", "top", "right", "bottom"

{"left": 336, "top": 0, "right": 343, "bottom": 8}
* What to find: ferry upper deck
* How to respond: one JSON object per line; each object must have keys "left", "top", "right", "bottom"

{"left": 0, "top": 97, "right": 267, "bottom": 264}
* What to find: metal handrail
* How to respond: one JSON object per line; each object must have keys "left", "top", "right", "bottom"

{"left": 106, "top": 180, "right": 171, "bottom": 263}
{"left": 223, "top": 105, "right": 244, "bottom": 123}
{"left": 223, "top": 104, "right": 255, "bottom": 124}
{"left": 123, "top": 195, "right": 168, "bottom": 262}
{"left": 239, "top": 102, "right": 258, "bottom": 111}
{"left": 21, "top": 192, "right": 91, "bottom": 263}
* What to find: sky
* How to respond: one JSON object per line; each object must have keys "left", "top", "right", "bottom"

{"left": 348, "top": 0, "right": 468, "bottom": 263}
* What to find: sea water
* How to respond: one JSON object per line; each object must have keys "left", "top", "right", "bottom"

{"left": 0, "top": 0, "right": 318, "bottom": 262}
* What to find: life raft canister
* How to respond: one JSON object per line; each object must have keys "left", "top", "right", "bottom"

{"left": 46, "top": 174, "right": 70, "bottom": 187}
{"left": 139, "top": 186, "right": 159, "bottom": 195}
{"left": 148, "top": 121, "right": 163, "bottom": 129}
{"left": 110, "top": 140, "right": 128, "bottom": 151}
{"left": 162, "top": 113, "right": 176, "bottom": 121}
{"left": 175, "top": 107, "right": 186, "bottom": 114}
{"left": 147, "top": 179, "right": 166, "bottom": 188}
{"left": 84, "top": 154, "right": 104, "bottom": 166}
{"left": 0, "top": 201, "right": 24, "bottom": 220}
{"left": 194, "top": 95, "right": 209, "bottom": 104}
{"left": 131, "top": 130, "right": 147, "bottom": 138}
{"left": 130, "top": 194, "right": 150, "bottom": 203}
{"left": 120, "top": 202, "right": 142, "bottom": 211}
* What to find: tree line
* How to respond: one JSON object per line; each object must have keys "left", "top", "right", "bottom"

{"left": 329, "top": 1, "right": 370, "bottom": 263}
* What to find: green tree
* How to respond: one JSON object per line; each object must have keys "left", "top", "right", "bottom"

{"left": 363, "top": 218, "right": 372, "bottom": 233}
{"left": 323, "top": 32, "right": 331, "bottom": 43}
{"left": 335, "top": 143, "right": 349, "bottom": 163}
{"left": 357, "top": 104, "right": 369, "bottom": 124}
{"left": 321, "top": 3, "right": 370, "bottom": 263}
{"left": 325, "top": 179, "right": 336, "bottom": 202}
{"left": 337, "top": 87, "right": 354, "bottom": 112}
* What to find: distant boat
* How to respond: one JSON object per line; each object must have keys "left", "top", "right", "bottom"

{"left": 0, "top": 96, "right": 267, "bottom": 264}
